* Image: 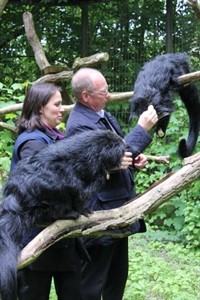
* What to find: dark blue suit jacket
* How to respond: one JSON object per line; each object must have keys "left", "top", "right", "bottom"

{"left": 66, "top": 102, "right": 152, "bottom": 246}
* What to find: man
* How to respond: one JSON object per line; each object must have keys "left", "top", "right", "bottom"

{"left": 66, "top": 68, "right": 158, "bottom": 300}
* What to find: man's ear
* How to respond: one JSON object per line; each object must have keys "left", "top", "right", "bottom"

{"left": 82, "top": 90, "right": 90, "bottom": 103}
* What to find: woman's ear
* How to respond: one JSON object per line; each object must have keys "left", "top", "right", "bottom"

{"left": 39, "top": 107, "right": 44, "bottom": 114}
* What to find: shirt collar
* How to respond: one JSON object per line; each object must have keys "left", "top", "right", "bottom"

{"left": 97, "top": 109, "right": 105, "bottom": 118}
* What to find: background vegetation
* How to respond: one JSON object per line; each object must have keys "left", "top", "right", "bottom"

{"left": 0, "top": 0, "right": 199, "bottom": 298}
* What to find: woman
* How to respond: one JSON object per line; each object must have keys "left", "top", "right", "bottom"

{"left": 12, "top": 82, "right": 82, "bottom": 300}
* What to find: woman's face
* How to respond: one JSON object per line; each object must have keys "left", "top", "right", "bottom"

{"left": 39, "top": 90, "right": 64, "bottom": 128}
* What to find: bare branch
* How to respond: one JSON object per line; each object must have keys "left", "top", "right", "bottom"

{"left": 31, "top": 69, "right": 200, "bottom": 87}
{"left": 0, "top": 92, "right": 133, "bottom": 117}
{"left": 178, "top": 70, "right": 200, "bottom": 84}
{"left": 23, "top": 12, "right": 50, "bottom": 71}
{"left": 32, "top": 71, "right": 74, "bottom": 84}
{"left": 72, "top": 52, "right": 109, "bottom": 70}
{"left": 187, "top": 0, "right": 200, "bottom": 19}
{"left": 146, "top": 154, "right": 170, "bottom": 165}
{"left": 0, "top": 0, "right": 9, "bottom": 16}
{"left": 109, "top": 92, "right": 133, "bottom": 102}
{"left": 0, "top": 103, "right": 23, "bottom": 115}
{"left": 0, "top": 121, "right": 16, "bottom": 132}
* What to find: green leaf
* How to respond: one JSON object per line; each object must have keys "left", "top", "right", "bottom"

{"left": 11, "top": 83, "right": 23, "bottom": 91}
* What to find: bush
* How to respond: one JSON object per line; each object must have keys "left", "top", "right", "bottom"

{"left": 0, "top": 82, "right": 28, "bottom": 182}
{"left": 49, "top": 232, "right": 200, "bottom": 299}
{"left": 124, "top": 232, "right": 200, "bottom": 300}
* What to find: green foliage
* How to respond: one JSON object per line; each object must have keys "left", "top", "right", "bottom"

{"left": 123, "top": 233, "right": 200, "bottom": 300}
{"left": 0, "top": 82, "right": 28, "bottom": 105}
{"left": 1, "top": 1, "right": 200, "bottom": 90}
{"left": 181, "top": 181, "right": 200, "bottom": 248}
{"left": 0, "top": 129, "right": 14, "bottom": 180}
{"left": 0, "top": 82, "right": 27, "bottom": 181}
{"left": 49, "top": 233, "right": 200, "bottom": 299}
{"left": 137, "top": 111, "right": 199, "bottom": 248}
{"left": 137, "top": 102, "right": 200, "bottom": 249}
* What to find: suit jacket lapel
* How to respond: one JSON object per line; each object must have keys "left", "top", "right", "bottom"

{"left": 104, "top": 112, "right": 124, "bottom": 137}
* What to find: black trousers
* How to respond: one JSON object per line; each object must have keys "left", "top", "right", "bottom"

{"left": 18, "top": 268, "right": 81, "bottom": 300}
{"left": 17, "top": 244, "right": 82, "bottom": 300}
{"left": 81, "top": 238, "right": 128, "bottom": 300}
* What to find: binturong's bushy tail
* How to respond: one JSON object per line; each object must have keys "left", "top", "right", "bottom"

{"left": 178, "top": 83, "right": 200, "bottom": 158}
{"left": 0, "top": 195, "right": 23, "bottom": 300}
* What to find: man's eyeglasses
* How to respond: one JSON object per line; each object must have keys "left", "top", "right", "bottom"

{"left": 89, "top": 88, "right": 109, "bottom": 96}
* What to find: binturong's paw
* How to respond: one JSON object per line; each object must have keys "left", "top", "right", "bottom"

{"left": 81, "top": 207, "right": 92, "bottom": 217}
{"left": 65, "top": 210, "right": 80, "bottom": 220}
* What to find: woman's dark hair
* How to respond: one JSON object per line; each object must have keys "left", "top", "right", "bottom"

{"left": 17, "top": 82, "right": 62, "bottom": 133}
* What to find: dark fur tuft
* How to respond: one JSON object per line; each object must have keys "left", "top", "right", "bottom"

{"left": 0, "top": 129, "right": 125, "bottom": 299}
{"left": 129, "top": 53, "right": 200, "bottom": 158}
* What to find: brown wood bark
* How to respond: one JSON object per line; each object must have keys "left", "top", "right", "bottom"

{"left": 33, "top": 70, "right": 74, "bottom": 84}
{"left": 0, "top": 0, "right": 9, "bottom": 16}
{"left": 18, "top": 152, "right": 200, "bottom": 269}
{"left": 178, "top": 70, "right": 200, "bottom": 85}
{"left": 0, "top": 121, "right": 16, "bottom": 132}
{"left": 187, "top": 0, "right": 200, "bottom": 19}
{"left": 72, "top": 52, "right": 109, "bottom": 70}
{"left": 0, "top": 92, "right": 134, "bottom": 119}
{"left": 23, "top": 12, "right": 51, "bottom": 71}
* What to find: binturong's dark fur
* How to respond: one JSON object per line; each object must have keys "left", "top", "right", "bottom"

{"left": 0, "top": 129, "right": 125, "bottom": 300}
{"left": 129, "top": 52, "right": 200, "bottom": 158}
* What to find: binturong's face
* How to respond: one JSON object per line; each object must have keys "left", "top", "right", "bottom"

{"left": 39, "top": 90, "right": 64, "bottom": 128}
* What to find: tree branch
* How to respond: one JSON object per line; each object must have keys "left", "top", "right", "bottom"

{"left": 0, "top": 121, "right": 16, "bottom": 132}
{"left": 0, "top": 0, "right": 9, "bottom": 17}
{"left": 178, "top": 70, "right": 200, "bottom": 84}
{"left": 18, "top": 152, "right": 200, "bottom": 269}
{"left": 146, "top": 154, "right": 170, "bottom": 165}
{"left": 72, "top": 52, "right": 109, "bottom": 70}
{"left": 23, "top": 12, "right": 50, "bottom": 71}
{"left": 32, "top": 71, "right": 74, "bottom": 84}
{"left": 0, "top": 103, "right": 23, "bottom": 115}
{"left": 0, "top": 92, "right": 134, "bottom": 117}
{"left": 187, "top": 0, "right": 200, "bottom": 19}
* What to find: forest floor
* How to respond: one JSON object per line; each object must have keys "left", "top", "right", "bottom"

{"left": 50, "top": 229, "right": 200, "bottom": 300}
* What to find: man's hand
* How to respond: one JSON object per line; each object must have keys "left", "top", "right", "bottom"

{"left": 138, "top": 105, "right": 158, "bottom": 131}
{"left": 134, "top": 154, "right": 148, "bottom": 170}
{"left": 120, "top": 151, "right": 133, "bottom": 169}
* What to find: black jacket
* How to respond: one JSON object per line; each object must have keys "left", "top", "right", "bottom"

{"left": 11, "top": 128, "right": 83, "bottom": 271}
{"left": 66, "top": 102, "right": 153, "bottom": 247}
